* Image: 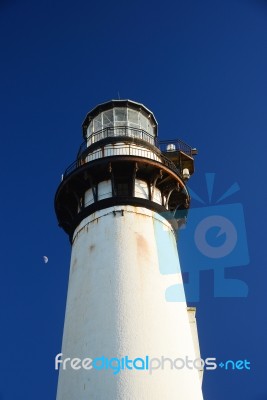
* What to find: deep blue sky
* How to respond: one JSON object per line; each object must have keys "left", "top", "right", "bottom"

{"left": 1, "top": 0, "right": 267, "bottom": 399}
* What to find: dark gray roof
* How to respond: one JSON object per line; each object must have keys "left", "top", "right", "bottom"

{"left": 82, "top": 99, "right": 158, "bottom": 138}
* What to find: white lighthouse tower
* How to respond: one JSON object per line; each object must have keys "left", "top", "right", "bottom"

{"left": 55, "top": 100, "right": 203, "bottom": 400}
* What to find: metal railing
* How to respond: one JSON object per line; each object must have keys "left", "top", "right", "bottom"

{"left": 77, "top": 126, "right": 192, "bottom": 158}
{"left": 158, "top": 139, "right": 192, "bottom": 156}
{"left": 63, "top": 128, "right": 193, "bottom": 180}
{"left": 64, "top": 144, "right": 181, "bottom": 179}
{"left": 78, "top": 126, "right": 156, "bottom": 156}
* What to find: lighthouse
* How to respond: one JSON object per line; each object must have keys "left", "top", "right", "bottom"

{"left": 55, "top": 99, "right": 203, "bottom": 399}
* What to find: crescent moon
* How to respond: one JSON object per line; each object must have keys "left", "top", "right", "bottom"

{"left": 43, "top": 256, "right": 49, "bottom": 264}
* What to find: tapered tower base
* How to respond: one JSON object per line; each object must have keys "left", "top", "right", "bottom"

{"left": 56, "top": 206, "right": 203, "bottom": 400}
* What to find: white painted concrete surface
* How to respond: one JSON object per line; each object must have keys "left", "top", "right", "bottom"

{"left": 187, "top": 307, "right": 203, "bottom": 384}
{"left": 85, "top": 143, "right": 161, "bottom": 164}
{"left": 56, "top": 206, "right": 203, "bottom": 400}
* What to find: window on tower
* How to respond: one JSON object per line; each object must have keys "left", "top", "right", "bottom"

{"left": 116, "top": 182, "right": 130, "bottom": 197}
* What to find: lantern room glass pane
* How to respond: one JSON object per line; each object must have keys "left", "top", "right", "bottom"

{"left": 103, "top": 110, "right": 113, "bottom": 128}
{"left": 87, "top": 122, "right": 93, "bottom": 137}
{"left": 140, "top": 113, "right": 148, "bottom": 131}
{"left": 128, "top": 109, "right": 139, "bottom": 128}
{"left": 147, "top": 120, "right": 154, "bottom": 136}
{"left": 93, "top": 113, "right": 102, "bottom": 132}
{"left": 114, "top": 108, "right": 127, "bottom": 125}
